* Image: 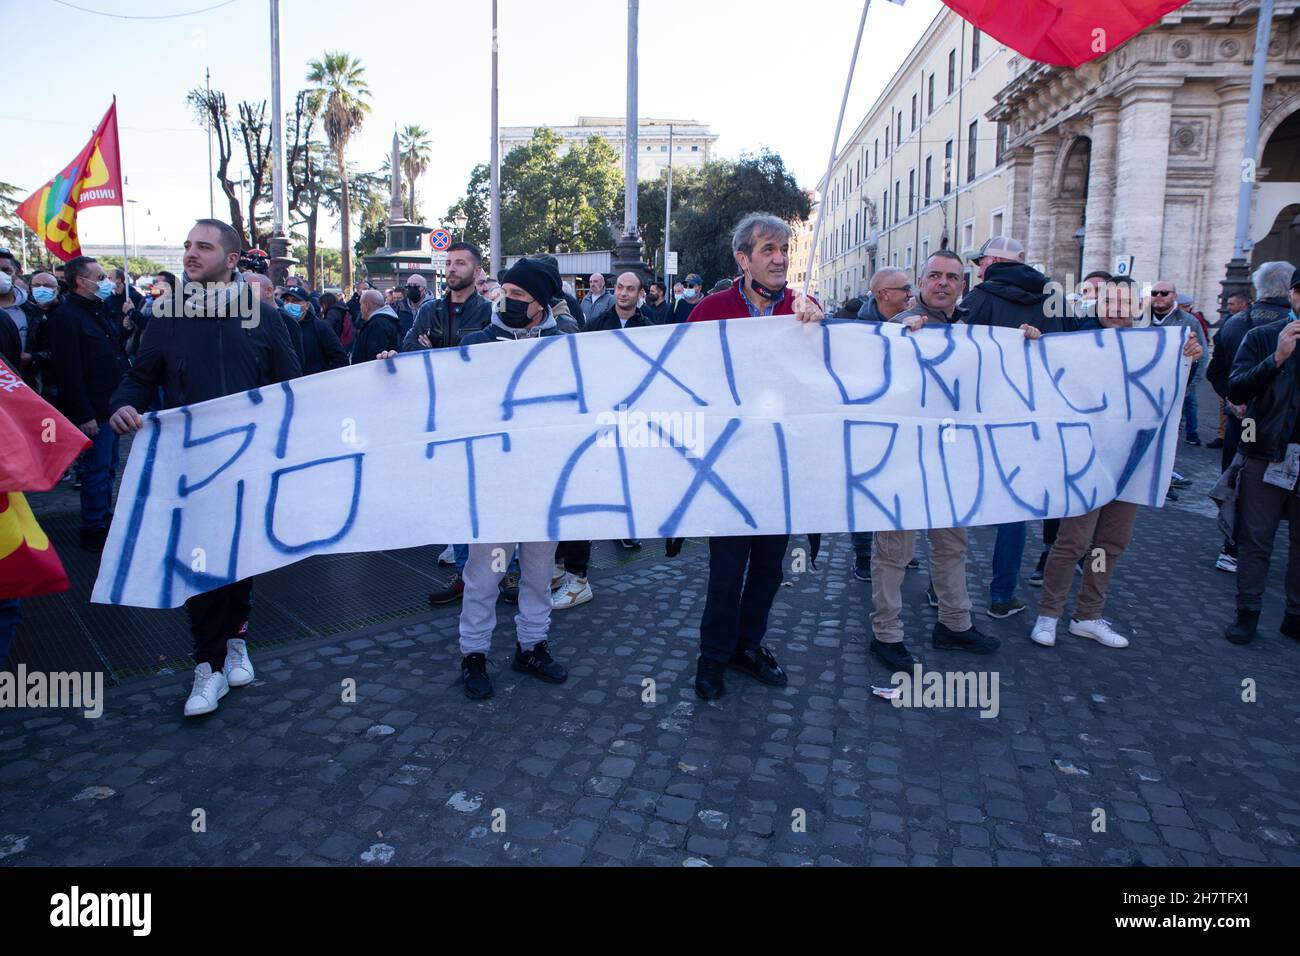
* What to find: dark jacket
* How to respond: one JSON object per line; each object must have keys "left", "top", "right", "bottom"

{"left": 324, "top": 302, "right": 352, "bottom": 346}
{"left": 584, "top": 306, "right": 654, "bottom": 333}
{"left": 403, "top": 291, "right": 493, "bottom": 351}
{"left": 0, "top": 308, "right": 19, "bottom": 371}
{"left": 297, "top": 312, "right": 349, "bottom": 375}
{"left": 669, "top": 296, "right": 698, "bottom": 324}
{"left": 50, "top": 293, "right": 132, "bottom": 424}
{"left": 960, "top": 261, "right": 1062, "bottom": 333}
{"left": 1207, "top": 298, "right": 1291, "bottom": 399}
{"left": 1227, "top": 315, "right": 1300, "bottom": 462}
{"left": 645, "top": 298, "right": 671, "bottom": 324}
{"left": 278, "top": 308, "right": 305, "bottom": 366}
{"left": 393, "top": 294, "right": 430, "bottom": 338}
{"left": 460, "top": 311, "right": 570, "bottom": 347}
{"left": 351, "top": 305, "right": 404, "bottom": 363}
{"left": 894, "top": 292, "right": 968, "bottom": 326}
{"left": 561, "top": 290, "right": 586, "bottom": 330}
{"left": 111, "top": 286, "right": 300, "bottom": 414}
{"left": 19, "top": 298, "right": 56, "bottom": 392}
{"left": 856, "top": 295, "right": 883, "bottom": 322}
{"left": 579, "top": 290, "right": 614, "bottom": 325}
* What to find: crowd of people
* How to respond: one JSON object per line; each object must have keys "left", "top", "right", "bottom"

{"left": 2, "top": 210, "right": 1296, "bottom": 718}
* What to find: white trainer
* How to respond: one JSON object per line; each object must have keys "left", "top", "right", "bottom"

{"left": 223, "top": 638, "right": 255, "bottom": 687}
{"left": 184, "top": 663, "right": 229, "bottom": 717}
{"left": 438, "top": 545, "right": 456, "bottom": 565}
{"left": 1069, "top": 617, "right": 1129, "bottom": 648}
{"left": 1215, "top": 552, "right": 1238, "bottom": 573}
{"left": 551, "top": 573, "right": 593, "bottom": 610}
{"left": 551, "top": 562, "right": 566, "bottom": 591}
{"left": 1030, "top": 615, "right": 1058, "bottom": 647}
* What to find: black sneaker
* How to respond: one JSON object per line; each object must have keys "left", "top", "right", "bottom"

{"left": 1185, "top": 435, "right": 1202, "bottom": 446}
{"left": 1029, "top": 550, "right": 1048, "bottom": 587}
{"left": 429, "top": 571, "right": 465, "bottom": 606}
{"left": 79, "top": 527, "right": 108, "bottom": 553}
{"left": 727, "top": 645, "right": 787, "bottom": 687}
{"left": 462, "top": 653, "right": 493, "bottom": 699}
{"left": 499, "top": 571, "right": 520, "bottom": 604}
{"left": 619, "top": 539, "right": 642, "bottom": 550}
{"left": 987, "top": 597, "right": 1027, "bottom": 619}
{"left": 694, "top": 657, "right": 726, "bottom": 700}
{"left": 869, "top": 638, "right": 917, "bottom": 674}
{"left": 906, "top": 558, "right": 920, "bottom": 570}
{"left": 853, "top": 556, "right": 871, "bottom": 581}
{"left": 1165, "top": 488, "right": 1181, "bottom": 501}
{"left": 512, "top": 640, "right": 567, "bottom": 683}
{"left": 926, "top": 585, "right": 939, "bottom": 608}
{"left": 932, "top": 621, "right": 1000, "bottom": 654}
{"left": 1225, "top": 609, "right": 1259, "bottom": 645}
{"left": 1281, "top": 613, "right": 1300, "bottom": 642}
{"left": 665, "top": 537, "right": 685, "bottom": 557}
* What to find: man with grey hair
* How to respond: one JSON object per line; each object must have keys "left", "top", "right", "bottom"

{"left": 685, "top": 211, "right": 823, "bottom": 701}
{"left": 856, "top": 267, "right": 911, "bottom": 323}
{"left": 243, "top": 272, "right": 304, "bottom": 367}
{"left": 1147, "top": 278, "right": 1208, "bottom": 445}
{"left": 580, "top": 272, "right": 613, "bottom": 326}
{"left": 352, "top": 288, "right": 403, "bottom": 362}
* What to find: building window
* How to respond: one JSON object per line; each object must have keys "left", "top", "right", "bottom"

{"left": 996, "top": 121, "right": 1009, "bottom": 166}
{"left": 897, "top": 111, "right": 902, "bottom": 145}
{"left": 660, "top": 145, "right": 667, "bottom": 151}
{"left": 967, "top": 119, "right": 978, "bottom": 180}
{"left": 874, "top": 138, "right": 879, "bottom": 168}
{"left": 691, "top": 145, "right": 699, "bottom": 151}
{"left": 854, "top": 212, "right": 860, "bottom": 245}
{"left": 944, "top": 140, "right": 953, "bottom": 195}
{"left": 928, "top": 73, "right": 935, "bottom": 115}
{"left": 947, "top": 49, "right": 956, "bottom": 95}
{"left": 905, "top": 245, "right": 914, "bottom": 269}
{"left": 962, "top": 220, "right": 974, "bottom": 251}
{"left": 991, "top": 210, "right": 1004, "bottom": 237}
{"left": 911, "top": 94, "right": 917, "bottom": 131}
{"left": 894, "top": 180, "right": 901, "bottom": 224}
{"left": 908, "top": 169, "right": 915, "bottom": 215}
{"left": 924, "top": 156, "right": 932, "bottom": 205}
{"left": 972, "top": 28, "right": 981, "bottom": 70}
{"left": 883, "top": 191, "right": 889, "bottom": 228}
{"left": 921, "top": 237, "right": 930, "bottom": 262}
{"left": 892, "top": 250, "right": 899, "bottom": 267}
{"left": 885, "top": 127, "right": 891, "bottom": 157}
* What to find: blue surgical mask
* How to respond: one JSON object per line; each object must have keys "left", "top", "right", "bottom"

{"left": 95, "top": 278, "right": 114, "bottom": 300}
{"left": 32, "top": 287, "right": 57, "bottom": 305}
{"left": 284, "top": 302, "right": 304, "bottom": 318}
{"left": 682, "top": 288, "right": 697, "bottom": 300}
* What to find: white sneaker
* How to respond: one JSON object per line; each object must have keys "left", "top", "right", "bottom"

{"left": 551, "top": 573, "right": 593, "bottom": 610}
{"left": 1215, "top": 553, "right": 1238, "bottom": 573}
{"left": 551, "top": 562, "right": 566, "bottom": 591}
{"left": 223, "top": 638, "right": 255, "bottom": 687}
{"left": 438, "top": 545, "right": 455, "bottom": 565}
{"left": 184, "top": 663, "right": 229, "bottom": 717}
{"left": 1069, "top": 617, "right": 1129, "bottom": 648}
{"left": 1030, "top": 615, "right": 1058, "bottom": 647}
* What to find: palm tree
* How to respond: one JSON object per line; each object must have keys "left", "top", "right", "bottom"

{"left": 400, "top": 124, "right": 433, "bottom": 222}
{"left": 306, "top": 51, "right": 371, "bottom": 289}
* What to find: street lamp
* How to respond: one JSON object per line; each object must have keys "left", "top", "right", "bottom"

{"left": 454, "top": 210, "right": 468, "bottom": 238}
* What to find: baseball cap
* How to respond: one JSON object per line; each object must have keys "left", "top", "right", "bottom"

{"left": 965, "top": 236, "right": 1026, "bottom": 264}
{"left": 281, "top": 286, "right": 309, "bottom": 301}
{"left": 684, "top": 273, "right": 703, "bottom": 287}
{"left": 1292, "top": 268, "right": 1300, "bottom": 290}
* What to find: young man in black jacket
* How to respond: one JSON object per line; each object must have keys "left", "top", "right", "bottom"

{"left": 1224, "top": 263, "right": 1300, "bottom": 645}
{"left": 402, "top": 241, "right": 492, "bottom": 351}
{"left": 109, "top": 218, "right": 301, "bottom": 718}
{"left": 49, "top": 255, "right": 131, "bottom": 552}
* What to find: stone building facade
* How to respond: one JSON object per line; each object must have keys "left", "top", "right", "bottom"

{"left": 499, "top": 117, "right": 718, "bottom": 181}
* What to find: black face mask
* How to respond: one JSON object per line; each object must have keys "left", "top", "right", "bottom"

{"left": 406, "top": 286, "right": 422, "bottom": 303}
{"left": 499, "top": 297, "right": 533, "bottom": 328}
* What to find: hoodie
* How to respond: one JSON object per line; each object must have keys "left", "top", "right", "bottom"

{"left": 960, "top": 261, "right": 1062, "bottom": 333}
{"left": 351, "top": 303, "right": 404, "bottom": 363}
{"left": 460, "top": 307, "right": 565, "bottom": 345}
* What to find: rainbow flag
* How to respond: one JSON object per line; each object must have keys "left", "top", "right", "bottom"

{"left": 16, "top": 99, "right": 124, "bottom": 263}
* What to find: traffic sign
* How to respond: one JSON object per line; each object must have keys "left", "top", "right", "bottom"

{"left": 431, "top": 252, "right": 448, "bottom": 268}
{"left": 665, "top": 251, "right": 679, "bottom": 275}
{"left": 430, "top": 228, "right": 453, "bottom": 251}
{"left": 1114, "top": 255, "right": 1135, "bottom": 277}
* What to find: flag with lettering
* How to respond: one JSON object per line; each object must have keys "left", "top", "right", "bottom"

{"left": 941, "top": 1, "right": 1190, "bottom": 68}
{"left": 0, "top": 358, "right": 89, "bottom": 493}
{"left": 16, "top": 99, "right": 125, "bottom": 263}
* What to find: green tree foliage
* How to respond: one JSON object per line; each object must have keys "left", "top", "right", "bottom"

{"left": 306, "top": 51, "right": 371, "bottom": 290}
{"left": 445, "top": 163, "right": 490, "bottom": 251}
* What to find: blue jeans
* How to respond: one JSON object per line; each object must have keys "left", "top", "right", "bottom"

{"left": 1183, "top": 363, "right": 1200, "bottom": 440}
{"left": 452, "top": 543, "right": 517, "bottom": 574}
{"left": 990, "top": 521, "right": 1027, "bottom": 603}
{"left": 851, "top": 531, "right": 872, "bottom": 563}
{"left": 80, "top": 424, "right": 119, "bottom": 532}
{"left": 0, "top": 598, "right": 19, "bottom": 668}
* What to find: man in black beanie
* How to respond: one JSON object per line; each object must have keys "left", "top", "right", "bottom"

{"left": 454, "top": 257, "right": 572, "bottom": 699}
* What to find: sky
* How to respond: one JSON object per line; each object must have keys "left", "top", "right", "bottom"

{"left": 4, "top": 0, "right": 945, "bottom": 254}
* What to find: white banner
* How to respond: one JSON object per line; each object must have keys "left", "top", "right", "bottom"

{"left": 93, "top": 318, "right": 1188, "bottom": 608}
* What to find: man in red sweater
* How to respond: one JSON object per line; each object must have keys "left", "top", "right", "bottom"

{"left": 686, "top": 212, "right": 823, "bottom": 699}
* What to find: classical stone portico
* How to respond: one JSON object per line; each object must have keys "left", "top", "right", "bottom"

{"left": 989, "top": 0, "right": 1300, "bottom": 313}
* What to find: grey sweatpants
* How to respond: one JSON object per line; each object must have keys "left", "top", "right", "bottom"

{"left": 458, "top": 540, "right": 559, "bottom": 655}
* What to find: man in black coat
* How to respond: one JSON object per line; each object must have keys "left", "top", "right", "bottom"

{"left": 351, "top": 288, "right": 404, "bottom": 362}
{"left": 584, "top": 271, "right": 654, "bottom": 332}
{"left": 109, "top": 218, "right": 301, "bottom": 720}
{"left": 403, "top": 242, "right": 493, "bottom": 351}
{"left": 49, "top": 255, "right": 131, "bottom": 551}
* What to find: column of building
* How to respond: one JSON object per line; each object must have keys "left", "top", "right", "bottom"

{"left": 1081, "top": 100, "right": 1120, "bottom": 277}
{"left": 1111, "top": 83, "right": 1177, "bottom": 284}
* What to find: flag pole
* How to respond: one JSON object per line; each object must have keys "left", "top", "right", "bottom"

{"left": 115, "top": 96, "right": 132, "bottom": 301}
{"left": 803, "top": 0, "right": 871, "bottom": 298}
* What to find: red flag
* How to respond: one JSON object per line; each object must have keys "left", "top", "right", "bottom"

{"left": 941, "top": 1, "right": 1191, "bottom": 68}
{"left": 0, "top": 358, "right": 89, "bottom": 493}
{"left": 15, "top": 99, "right": 125, "bottom": 263}
{"left": 0, "top": 492, "right": 73, "bottom": 599}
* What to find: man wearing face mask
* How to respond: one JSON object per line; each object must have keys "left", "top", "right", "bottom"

{"left": 242, "top": 272, "right": 305, "bottom": 367}
{"left": 645, "top": 280, "right": 671, "bottom": 324}
{"left": 684, "top": 213, "right": 824, "bottom": 700}
{"left": 282, "top": 286, "right": 347, "bottom": 375}
{"left": 451, "top": 257, "right": 571, "bottom": 700}
{"left": 48, "top": 255, "right": 131, "bottom": 553}
{"left": 0, "top": 251, "right": 27, "bottom": 373}
{"left": 109, "top": 218, "right": 300, "bottom": 719}
{"left": 670, "top": 273, "right": 703, "bottom": 323}
{"left": 393, "top": 273, "right": 432, "bottom": 338}
{"left": 21, "top": 270, "right": 61, "bottom": 395}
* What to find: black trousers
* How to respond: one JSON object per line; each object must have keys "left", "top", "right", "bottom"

{"left": 698, "top": 534, "right": 789, "bottom": 664}
{"left": 185, "top": 579, "right": 254, "bottom": 668}
{"left": 556, "top": 540, "right": 591, "bottom": 577}
{"left": 1236, "top": 458, "right": 1300, "bottom": 615}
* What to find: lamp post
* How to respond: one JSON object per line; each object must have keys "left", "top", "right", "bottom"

{"left": 611, "top": 0, "right": 650, "bottom": 284}
{"left": 454, "top": 210, "right": 468, "bottom": 240}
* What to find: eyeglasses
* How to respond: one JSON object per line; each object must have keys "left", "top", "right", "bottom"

{"left": 1150, "top": 290, "right": 1173, "bottom": 296}
{"left": 880, "top": 285, "right": 912, "bottom": 294}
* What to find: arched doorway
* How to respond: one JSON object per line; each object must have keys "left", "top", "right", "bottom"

{"left": 1051, "top": 137, "right": 1090, "bottom": 282}
{"left": 1251, "top": 108, "right": 1300, "bottom": 269}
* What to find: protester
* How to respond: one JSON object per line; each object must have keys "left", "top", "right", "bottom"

{"left": 452, "top": 257, "right": 570, "bottom": 699}
{"left": 107, "top": 219, "right": 300, "bottom": 717}
{"left": 21, "top": 269, "right": 60, "bottom": 394}
{"left": 320, "top": 291, "right": 354, "bottom": 350}
{"left": 1032, "top": 277, "right": 1203, "bottom": 649}
{"left": 1209, "top": 291, "right": 1253, "bottom": 450}
{"left": 580, "top": 272, "right": 614, "bottom": 325}
{"left": 246, "top": 273, "right": 306, "bottom": 367}
{"left": 47, "top": 255, "right": 130, "bottom": 552}
{"left": 645, "top": 279, "right": 671, "bottom": 324}
{"left": 107, "top": 267, "right": 145, "bottom": 353}
{"left": 855, "top": 267, "right": 910, "bottom": 323}
{"left": 685, "top": 213, "right": 823, "bottom": 699}
{"left": 285, "top": 286, "right": 348, "bottom": 375}
{"left": 1148, "top": 279, "right": 1208, "bottom": 444}
{"left": 1223, "top": 265, "right": 1300, "bottom": 644}
{"left": 670, "top": 273, "right": 703, "bottom": 323}
{"left": 585, "top": 271, "right": 652, "bottom": 332}
{"left": 393, "top": 273, "right": 432, "bottom": 337}
{"left": 0, "top": 251, "right": 29, "bottom": 375}
{"left": 959, "top": 236, "right": 1060, "bottom": 618}
{"left": 402, "top": 241, "right": 492, "bottom": 351}
{"left": 866, "top": 250, "right": 1022, "bottom": 673}
{"left": 351, "top": 288, "right": 403, "bottom": 363}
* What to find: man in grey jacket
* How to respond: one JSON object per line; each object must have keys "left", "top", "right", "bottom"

{"left": 1147, "top": 279, "right": 1208, "bottom": 444}
{"left": 579, "top": 272, "right": 614, "bottom": 325}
